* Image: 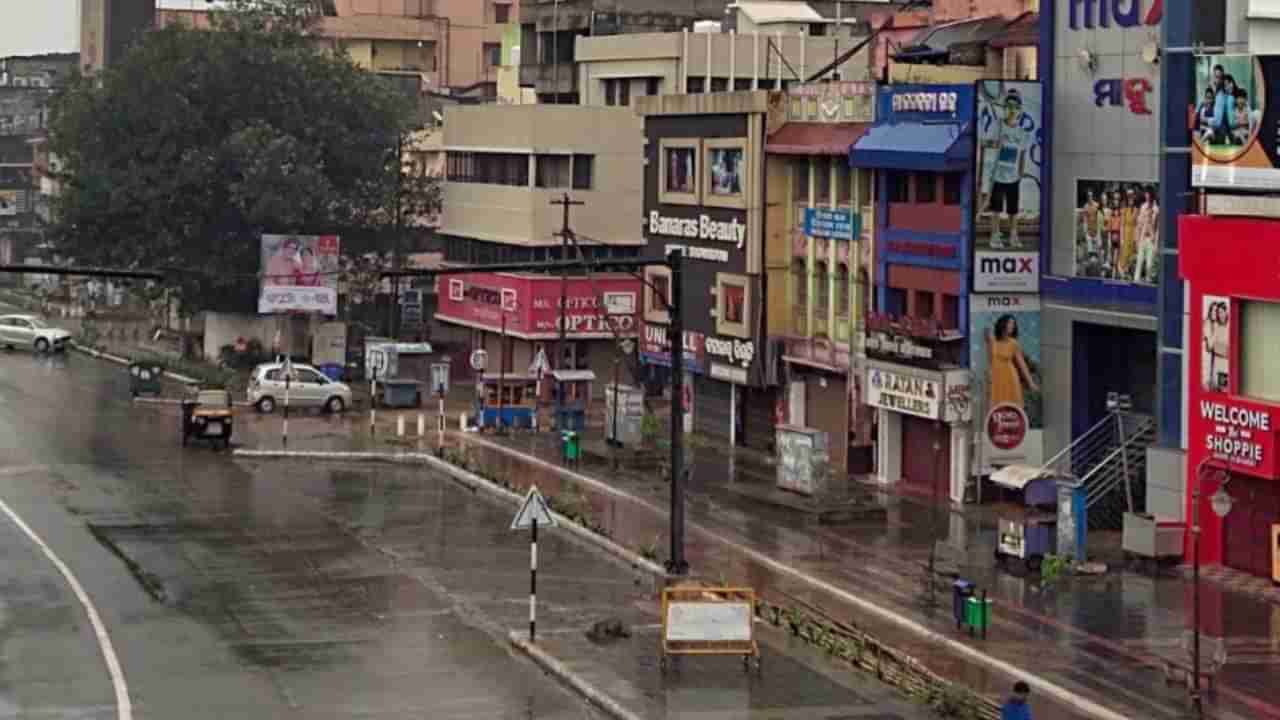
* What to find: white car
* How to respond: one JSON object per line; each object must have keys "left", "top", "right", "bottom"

{"left": 0, "top": 314, "right": 72, "bottom": 353}
{"left": 247, "top": 362, "right": 352, "bottom": 414}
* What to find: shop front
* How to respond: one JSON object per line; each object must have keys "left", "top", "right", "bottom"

{"left": 433, "top": 272, "right": 640, "bottom": 400}
{"left": 636, "top": 92, "right": 777, "bottom": 450}
{"left": 1180, "top": 215, "right": 1280, "bottom": 581}
{"left": 866, "top": 358, "right": 971, "bottom": 503}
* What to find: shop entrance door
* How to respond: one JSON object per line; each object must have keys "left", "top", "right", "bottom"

{"left": 901, "top": 415, "right": 949, "bottom": 497}
{"left": 1224, "top": 479, "right": 1280, "bottom": 578}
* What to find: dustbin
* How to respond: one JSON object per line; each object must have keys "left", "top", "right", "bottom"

{"left": 952, "top": 580, "right": 975, "bottom": 629}
{"left": 561, "top": 431, "right": 580, "bottom": 465}
{"left": 964, "top": 593, "right": 992, "bottom": 637}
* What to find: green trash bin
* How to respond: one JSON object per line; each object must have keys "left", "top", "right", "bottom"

{"left": 562, "top": 431, "right": 580, "bottom": 465}
{"left": 964, "top": 595, "right": 992, "bottom": 637}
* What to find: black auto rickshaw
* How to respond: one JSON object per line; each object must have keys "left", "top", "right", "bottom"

{"left": 181, "top": 386, "right": 234, "bottom": 449}
{"left": 128, "top": 361, "right": 165, "bottom": 398}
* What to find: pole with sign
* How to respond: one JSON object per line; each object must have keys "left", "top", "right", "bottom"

{"left": 282, "top": 355, "right": 292, "bottom": 448}
{"left": 470, "top": 348, "right": 488, "bottom": 430}
{"left": 511, "top": 486, "right": 557, "bottom": 642}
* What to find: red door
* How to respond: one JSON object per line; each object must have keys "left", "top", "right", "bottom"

{"left": 901, "top": 416, "right": 950, "bottom": 498}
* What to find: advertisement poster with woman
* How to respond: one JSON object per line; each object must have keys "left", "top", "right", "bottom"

{"left": 258, "top": 234, "right": 340, "bottom": 314}
{"left": 970, "top": 295, "right": 1043, "bottom": 473}
{"left": 1072, "top": 179, "right": 1159, "bottom": 285}
{"left": 1201, "top": 295, "right": 1231, "bottom": 393}
{"left": 1191, "top": 54, "right": 1280, "bottom": 189}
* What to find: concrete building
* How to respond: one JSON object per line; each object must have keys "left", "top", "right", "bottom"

{"left": 433, "top": 104, "right": 645, "bottom": 397}
{"left": 155, "top": 0, "right": 520, "bottom": 98}
{"left": 80, "top": 0, "right": 158, "bottom": 72}
{"left": 765, "top": 81, "right": 875, "bottom": 473}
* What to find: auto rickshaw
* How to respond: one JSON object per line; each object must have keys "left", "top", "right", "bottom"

{"left": 181, "top": 386, "right": 234, "bottom": 449}
{"left": 128, "top": 361, "right": 165, "bottom": 398}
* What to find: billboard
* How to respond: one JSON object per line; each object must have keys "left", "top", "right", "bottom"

{"left": 0, "top": 190, "right": 21, "bottom": 217}
{"left": 1070, "top": 179, "right": 1159, "bottom": 285}
{"left": 258, "top": 234, "right": 339, "bottom": 315}
{"left": 1191, "top": 54, "right": 1278, "bottom": 190}
{"left": 973, "top": 80, "right": 1043, "bottom": 293}
{"left": 970, "top": 294, "right": 1042, "bottom": 473}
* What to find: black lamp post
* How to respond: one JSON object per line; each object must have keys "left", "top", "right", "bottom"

{"left": 1191, "top": 456, "right": 1234, "bottom": 714}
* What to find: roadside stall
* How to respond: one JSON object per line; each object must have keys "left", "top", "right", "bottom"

{"left": 551, "top": 369, "right": 596, "bottom": 432}
{"left": 479, "top": 372, "right": 539, "bottom": 430}
{"left": 990, "top": 465, "right": 1059, "bottom": 573}
{"left": 366, "top": 340, "right": 433, "bottom": 408}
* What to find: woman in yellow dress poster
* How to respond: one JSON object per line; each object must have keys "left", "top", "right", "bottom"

{"left": 986, "top": 314, "right": 1039, "bottom": 411}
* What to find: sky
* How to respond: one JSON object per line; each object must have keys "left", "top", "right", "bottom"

{"left": 1, "top": 1, "right": 79, "bottom": 57}
{"left": 0, "top": 1, "right": 218, "bottom": 59}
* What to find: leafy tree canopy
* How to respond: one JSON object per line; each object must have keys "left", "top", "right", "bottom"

{"left": 49, "top": 0, "right": 433, "bottom": 314}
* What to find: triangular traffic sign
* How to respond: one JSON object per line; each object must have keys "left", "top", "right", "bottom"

{"left": 511, "top": 486, "right": 558, "bottom": 530}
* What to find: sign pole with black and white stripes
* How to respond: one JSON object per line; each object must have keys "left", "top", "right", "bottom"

{"left": 510, "top": 486, "right": 556, "bottom": 643}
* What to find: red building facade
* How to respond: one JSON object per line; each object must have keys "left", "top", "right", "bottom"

{"left": 1179, "top": 215, "right": 1280, "bottom": 580}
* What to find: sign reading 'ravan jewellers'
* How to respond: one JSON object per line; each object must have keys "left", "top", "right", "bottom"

{"left": 648, "top": 211, "right": 747, "bottom": 249}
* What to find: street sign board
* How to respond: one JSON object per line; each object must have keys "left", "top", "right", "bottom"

{"left": 529, "top": 347, "right": 549, "bottom": 377}
{"left": 511, "top": 486, "right": 557, "bottom": 530}
{"left": 469, "top": 349, "right": 488, "bottom": 371}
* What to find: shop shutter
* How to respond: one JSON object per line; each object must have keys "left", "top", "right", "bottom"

{"left": 806, "top": 375, "right": 848, "bottom": 472}
{"left": 901, "top": 416, "right": 950, "bottom": 497}
{"left": 1224, "top": 479, "right": 1280, "bottom": 578}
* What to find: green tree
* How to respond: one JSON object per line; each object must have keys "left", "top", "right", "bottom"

{"left": 48, "top": 0, "right": 433, "bottom": 315}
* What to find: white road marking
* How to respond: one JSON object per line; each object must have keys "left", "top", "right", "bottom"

{"left": 0, "top": 496, "right": 132, "bottom": 720}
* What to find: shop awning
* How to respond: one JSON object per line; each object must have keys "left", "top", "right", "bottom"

{"left": 550, "top": 369, "right": 597, "bottom": 382}
{"left": 849, "top": 121, "right": 972, "bottom": 172}
{"left": 766, "top": 122, "right": 870, "bottom": 156}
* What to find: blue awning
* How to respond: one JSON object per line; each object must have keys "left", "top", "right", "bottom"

{"left": 849, "top": 121, "right": 972, "bottom": 172}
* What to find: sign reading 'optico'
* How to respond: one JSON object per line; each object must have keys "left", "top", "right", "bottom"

{"left": 803, "top": 208, "right": 859, "bottom": 240}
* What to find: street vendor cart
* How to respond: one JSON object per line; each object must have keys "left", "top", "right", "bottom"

{"left": 181, "top": 387, "right": 234, "bottom": 449}
{"left": 479, "top": 372, "right": 538, "bottom": 430}
{"left": 990, "top": 465, "right": 1059, "bottom": 573}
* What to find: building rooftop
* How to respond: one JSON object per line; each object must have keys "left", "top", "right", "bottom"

{"left": 732, "top": 1, "right": 824, "bottom": 25}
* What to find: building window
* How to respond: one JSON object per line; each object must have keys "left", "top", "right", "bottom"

{"left": 604, "top": 79, "right": 617, "bottom": 105}
{"left": 572, "top": 154, "right": 593, "bottom": 190}
{"left": 1241, "top": 300, "right": 1280, "bottom": 402}
{"left": 704, "top": 139, "right": 746, "bottom": 207}
{"left": 716, "top": 273, "right": 751, "bottom": 338}
{"left": 814, "top": 261, "right": 829, "bottom": 312}
{"left": 943, "top": 172, "right": 963, "bottom": 205}
{"left": 535, "top": 154, "right": 570, "bottom": 188}
{"left": 915, "top": 172, "right": 936, "bottom": 203}
{"left": 646, "top": 77, "right": 660, "bottom": 95}
{"left": 885, "top": 287, "right": 907, "bottom": 317}
{"left": 484, "top": 43, "right": 501, "bottom": 68}
{"left": 618, "top": 78, "right": 630, "bottom": 106}
{"left": 660, "top": 139, "right": 700, "bottom": 203}
{"left": 734, "top": 78, "right": 753, "bottom": 91}
{"left": 644, "top": 266, "right": 672, "bottom": 323}
{"left": 792, "top": 158, "right": 810, "bottom": 201}
{"left": 942, "top": 294, "right": 959, "bottom": 330}
{"left": 915, "top": 290, "right": 934, "bottom": 321}
{"left": 836, "top": 263, "right": 850, "bottom": 317}
{"left": 723, "top": 283, "right": 745, "bottom": 323}
{"left": 494, "top": 2, "right": 510, "bottom": 23}
{"left": 814, "top": 157, "right": 832, "bottom": 205}
{"left": 686, "top": 77, "right": 705, "bottom": 94}
{"left": 792, "top": 258, "right": 807, "bottom": 307}
{"left": 836, "top": 165, "right": 851, "bottom": 206}
{"left": 888, "top": 171, "right": 910, "bottom": 203}
{"left": 711, "top": 77, "right": 729, "bottom": 92}
{"left": 447, "top": 152, "right": 529, "bottom": 186}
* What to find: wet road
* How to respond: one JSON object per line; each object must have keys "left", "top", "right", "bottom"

{"left": 0, "top": 348, "right": 640, "bottom": 718}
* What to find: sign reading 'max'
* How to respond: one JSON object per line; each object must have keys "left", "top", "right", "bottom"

{"left": 648, "top": 211, "right": 746, "bottom": 249}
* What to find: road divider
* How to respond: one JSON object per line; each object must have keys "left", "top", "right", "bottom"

{"left": 508, "top": 631, "right": 645, "bottom": 720}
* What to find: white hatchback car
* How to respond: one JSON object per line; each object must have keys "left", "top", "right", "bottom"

{"left": 248, "top": 362, "right": 353, "bottom": 414}
{"left": 0, "top": 314, "right": 72, "bottom": 353}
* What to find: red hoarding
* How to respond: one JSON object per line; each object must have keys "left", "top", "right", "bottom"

{"left": 435, "top": 273, "right": 640, "bottom": 340}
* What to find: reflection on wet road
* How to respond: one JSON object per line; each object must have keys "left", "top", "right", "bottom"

{"left": 0, "top": 350, "right": 625, "bottom": 718}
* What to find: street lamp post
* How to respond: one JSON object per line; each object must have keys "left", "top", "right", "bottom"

{"left": 1191, "top": 456, "right": 1235, "bottom": 713}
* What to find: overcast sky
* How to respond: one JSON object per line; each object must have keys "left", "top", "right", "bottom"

{"left": 0, "top": 1, "right": 220, "bottom": 58}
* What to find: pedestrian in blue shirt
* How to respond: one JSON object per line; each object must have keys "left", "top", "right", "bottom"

{"left": 1001, "top": 681, "right": 1032, "bottom": 720}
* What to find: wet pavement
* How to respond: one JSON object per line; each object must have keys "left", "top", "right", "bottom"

{"left": 452, "top": 429, "right": 1280, "bottom": 720}
{"left": 0, "top": 346, "right": 944, "bottom": 720}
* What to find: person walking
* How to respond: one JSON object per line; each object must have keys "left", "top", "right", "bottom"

{"left": 1001, "top": 681, "right": 1032, "bottom": 720}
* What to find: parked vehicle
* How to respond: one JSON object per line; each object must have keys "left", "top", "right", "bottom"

{"left": 0, "top": 314, "right": 72, "bottom": 353}
{"left": 248, "top": 361, "right": 352, "bottom": 414}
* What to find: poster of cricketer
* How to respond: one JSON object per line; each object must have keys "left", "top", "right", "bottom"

{"left": 970, "top": 294, "right": 1043, "bottom": 473}
{"left": 258, "top": 234, "right": 340, "bottom": 315}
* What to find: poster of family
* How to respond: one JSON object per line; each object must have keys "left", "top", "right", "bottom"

{"left": 1191, "top": 54, "right": 1280, "bottom": 190}
{"left": 258, "top": 234, "right": 340, "bottom": 314}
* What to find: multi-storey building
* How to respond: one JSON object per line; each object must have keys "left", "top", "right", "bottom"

{"left": 80, "top": 0, "right": 157, "bottom": 72}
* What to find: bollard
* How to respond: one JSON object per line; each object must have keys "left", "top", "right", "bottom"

{"left": 459, "top": 412, "right": 467, "bottom": 431}
{"left": 397, "top": 414, "right": 405, "bottom": 438}
{"left": 417, "top": 413, "right": 425, "bottom": 437}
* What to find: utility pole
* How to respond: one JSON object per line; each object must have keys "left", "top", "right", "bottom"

{"left": 550, "top": 193, "right": 583, "bottom": 430}
{"left": 389, "top": 132, "right": 404, "bottom": 339}
{"left": 667, "top": 248, "right": 688, "bottom": 575}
